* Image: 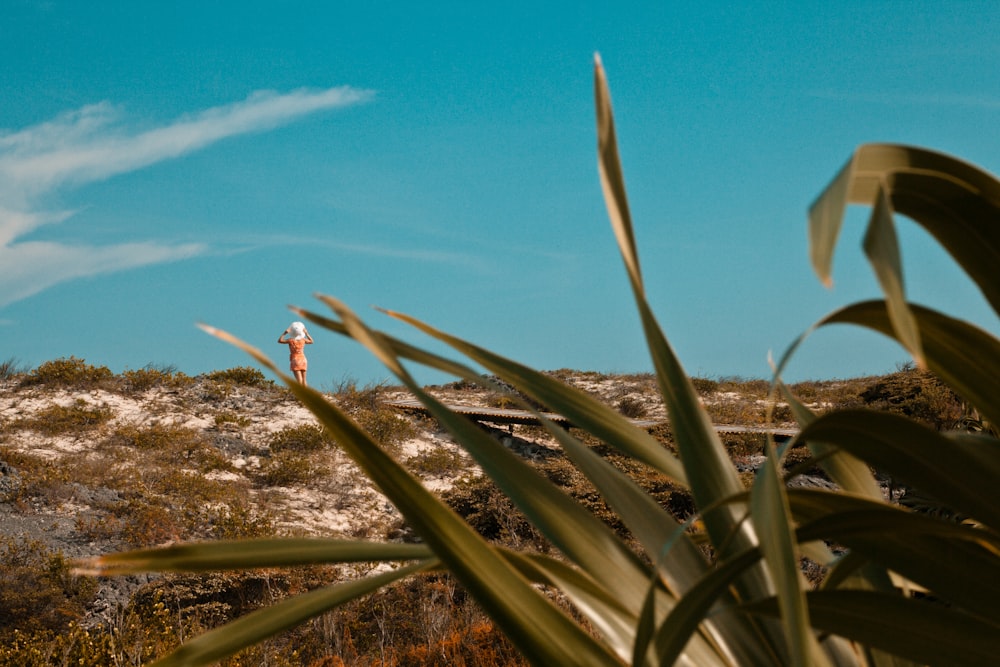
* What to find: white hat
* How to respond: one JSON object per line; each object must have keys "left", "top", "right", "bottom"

{"left": 288, "top": 321, "right": 307, "bottom": 340}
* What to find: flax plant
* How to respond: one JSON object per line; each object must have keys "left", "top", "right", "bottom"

{"left": 79, "top": 56, "right": 1000, "bottom": 666}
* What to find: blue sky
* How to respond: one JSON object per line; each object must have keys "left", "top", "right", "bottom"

{"left": 1, "top": 1, "right": 998, "bottom": 387}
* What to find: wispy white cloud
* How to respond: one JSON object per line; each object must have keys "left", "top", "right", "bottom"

{"left": 0, "top": 86, "right": 373, "bottom": 308}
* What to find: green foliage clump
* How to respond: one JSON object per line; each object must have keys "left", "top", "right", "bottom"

{"left": 117, "top": 364, "right": 193, "bottom": 394}
{"left": 406, "top": 445, "right": 470, "bottom": 476}
{"left": 214, "top": 410, "right": 252, "bottom": 428}
{"left": 256, "top": 450, "right": 321, "bottom": 487}
{"left": 268, "top": 424, "right": 332, "bottom": 453}
{"left": 21, "top": 357, "right": 113, "bottom": 389}
{"left": 859, "top": 367, "right": 963, "bottom": 430}
{"left": 206, "top": 366, "right": 274, "bottom": 388}
{"left": 690, "top": 376, "right": 719, "bottom": 394}
{"left": 615, "top": 395, "right": 647, "bottom": 419}
{"left": 0, "top": 539, "right": 97, "bottom": 643}
{"left": 14, "top": 399, "right": 115, "bottom": 436}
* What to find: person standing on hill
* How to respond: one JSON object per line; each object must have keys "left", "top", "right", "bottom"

{"left": 278, "top": 321, "right": 313, "bottom": 385}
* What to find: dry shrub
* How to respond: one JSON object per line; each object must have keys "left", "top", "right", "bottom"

{"left": 0, "top": 539, "right": 98, "bottom": 642}
{"left": 116, "top": 364, "right": 193, "bottom": 395}
{"left": 205, "top": 366, "right": 274, "bottom": 388}
{"left": 270, "top": 424, "right": 333, "bottom": 453}
{"left": 20, "top": 357, "right": 113, "bottom": 390}
{"left": 14, "top": 399, "right": 115, "bottom": 436}
{"left": 859, "top": 368, "right": 963, "bottom": 430}
{"left": 317, "top": 575, "right": 527, "bottom": 667}
{"left": 615, "top": 395, "right": 648, "bottom": 419}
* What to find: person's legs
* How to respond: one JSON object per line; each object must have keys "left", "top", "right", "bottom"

{"left": 293, "top": 370, "right": 307, "bottom": 385}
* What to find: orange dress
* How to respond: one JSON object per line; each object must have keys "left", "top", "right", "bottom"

{"left": 287, "top": 339, "right": 308, "bottom": 371}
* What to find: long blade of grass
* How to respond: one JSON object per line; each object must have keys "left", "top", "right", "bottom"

{"left": 861, "top": 185, "right": 922, "bottom": 364}
{"left": 798, "top": 409, "right": 1000, "bottom": 530}
{"left": 75, "top": 538, "right": 432, "bottom": 576}
{"left": 150, "top": 560, "right": 431, "bottom": 667}
{"left": 594, "top": 57, "right": 781, "bottom": 657}
{"left": 647, "top": 546, "right": 770, "bottom": 667}
{"left": 745, "top": 590, "right": 1000, "bottom": 667}
{"left": 809, "top": 143, "right": 1000, "bottom": 316}
{"left": 594, "top": 55, "right": 752, "bottom": 555}
{"left": 751, "top": 444, "right": 829, "bottom": 666}
{"left": 202, "top": 324, "right": 620, "bottom": 666}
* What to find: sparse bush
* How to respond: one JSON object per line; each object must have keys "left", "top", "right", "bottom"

{"left": 406, "top": 446, "right": 470, "bottom": 476}
{"left": 211, "top": 501, "right": 277, "bottom": 539}
{"left": 0, "top": 357, "right": 27, "bottom": 381}
{"left": 690, "top": 376, "right": 719, "bottom": 394}
{"left": 214, "top": 410, "right": 252, "bottom": 428}
{"left": 354, "top": 409, "right": 415, "bottom": 452}
{"left": 333, "top": 381, "right": 417, "bottom": 450}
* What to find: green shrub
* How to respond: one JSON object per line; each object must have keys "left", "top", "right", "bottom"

{"left": 117, "top": 364, "right": 193, "bottom": 394}
{"left": 14, "top": 399, "right": 115, "bottom": 436}
{"left": 858, "top": 367, "right": 963, "bottom": 430}
{"left": 268, "top": 424, "right": 331, "bottom": 453}
{"left": 689, "top": 376, "right": 719, "bottom": 394}
{"left": 256, "top": 450, "right": 320, "bottom": 487}
{"left": 0, "top": 539, "right": 98, "bottom": 642}
{"left": 21, "top": 357, "right": 113, "bottom": 389}
{"left": 214, "top": 410, "right": 252, "bottom": 428}
{"left": 615, "top": 395, "right": 647, "bottom": 419}
{"left": 206, "top": 366, "right": 273, "bottom": 388}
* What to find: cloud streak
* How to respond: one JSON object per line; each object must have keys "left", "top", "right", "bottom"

{"left": 0, "top": 86, "right": 373, "bottom": 308}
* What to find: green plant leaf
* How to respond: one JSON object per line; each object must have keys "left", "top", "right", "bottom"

{"left": 809, "top": 143, "right": 1000, "bottom": 318}
{"left": 790, "top": 490, "right": 1000, "bottom": 620}
{"left": 745, "top": 590, "right": 1000, "bottom": 667}
{"left": 798, "top": 409, "right": 1000, "bottom": 530}
{"left": 861, "top": 185, "right": 922, "bottom": 363}
{"left": 751, "top": 445, "right": 829, "bottom": 667}
{"left": 150, "top": 560, "right": 431, "bottom": 667}
{"left": 594, "top": 56, "right": 755, "bottom": 555}
{"left": 594, "top": 58, "right": 778, "bottom": 658}
{"left": 75, "top": 538, "right": 432, "bottom": 576}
